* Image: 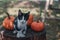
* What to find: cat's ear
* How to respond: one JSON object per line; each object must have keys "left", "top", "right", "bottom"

{"left": 18, "top": 9, "right": 22, "bottom": 15}
{"left": 18, "top": 9, "right": 22, "bottom": 13}
{"left": 24, "top": 11, "right": 30, "bottom": 20}
{"left": 27, "top": 11, "right": 30, "bottom": 14}
{"left": 26, "top": 11, "right": 30, "bottom": 15}
{"left": 25, "top": 11, "right": 30, "bottom": 15}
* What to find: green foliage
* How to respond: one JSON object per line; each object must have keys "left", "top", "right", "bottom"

{"left": 0, "top": 16, "right": 6, "bottom": 25}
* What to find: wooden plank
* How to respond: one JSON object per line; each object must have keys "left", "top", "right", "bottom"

{"left": 45, "top": 17, "right": 60, "bottom": 20}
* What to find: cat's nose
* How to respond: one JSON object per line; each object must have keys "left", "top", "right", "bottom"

{"left": 21, "top": 21, "right": 25, "bottom": 24}
{"left": 22, "top": 22, "right": 24, "bottom": 24}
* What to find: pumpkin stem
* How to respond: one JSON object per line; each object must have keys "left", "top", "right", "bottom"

{"left": 6, "top": 12, "right": 10, "bottom": 19}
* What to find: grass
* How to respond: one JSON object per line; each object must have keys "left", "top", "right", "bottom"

{"left": 0, "top": 16, "right": 6, "bottom": 25}
{"left": 45, "top": 19, "right": 59, "bottom": 40}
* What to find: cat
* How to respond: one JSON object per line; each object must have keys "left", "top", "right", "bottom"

{"left": 13, "top": 9, "right": 30, "bottom": 38}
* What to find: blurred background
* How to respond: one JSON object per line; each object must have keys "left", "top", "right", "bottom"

{"left": 0, "top": 0, "right": 60, "bottom": 40}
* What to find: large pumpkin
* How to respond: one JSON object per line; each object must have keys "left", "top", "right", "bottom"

{"left": 2, "top": 16, "right": 15, "bottom": 30}
{"left": 31, "top": 21, "right": 44, "bottom": 32}
{"left": 27, "top": 14, "right": 33, "bottom": 26}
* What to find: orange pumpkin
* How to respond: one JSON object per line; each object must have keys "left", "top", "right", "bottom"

{"left": 31, "top": 21, "right": 44, "bottom": 32}
{"left": 27, "top": 14, "right": 33, "bottom": 26}
{"left": 2, "top": 16, "right": 15, "bottom": 30}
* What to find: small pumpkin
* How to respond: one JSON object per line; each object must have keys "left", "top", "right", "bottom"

{"left": 2, "top": 16, "right": 15, "bottom": 30}
{"left": 27, "top": 14, "right": 33, "bottom": 26}
{"left": 31, "top": 20, "right": 44, "bottom": 32}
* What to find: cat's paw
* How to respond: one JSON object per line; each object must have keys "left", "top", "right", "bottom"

{"left": 17, "top": 32, "right": 25, "bottom": 38}
{"left": 23, "top": 31, "right": 26, "bottom": 34}
{"left": 13, "top": 30, "right": 17, "bottom": 33}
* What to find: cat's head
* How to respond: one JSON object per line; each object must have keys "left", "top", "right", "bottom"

{"left": 18, "top": 9, "right": 30, "bottom": 20}
{"left": 17, "top": 9, "right": 30, "bottom": 24}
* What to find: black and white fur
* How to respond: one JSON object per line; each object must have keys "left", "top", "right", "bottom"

{"left": 13, "top": 10, "right": 30, "bottom": 38}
